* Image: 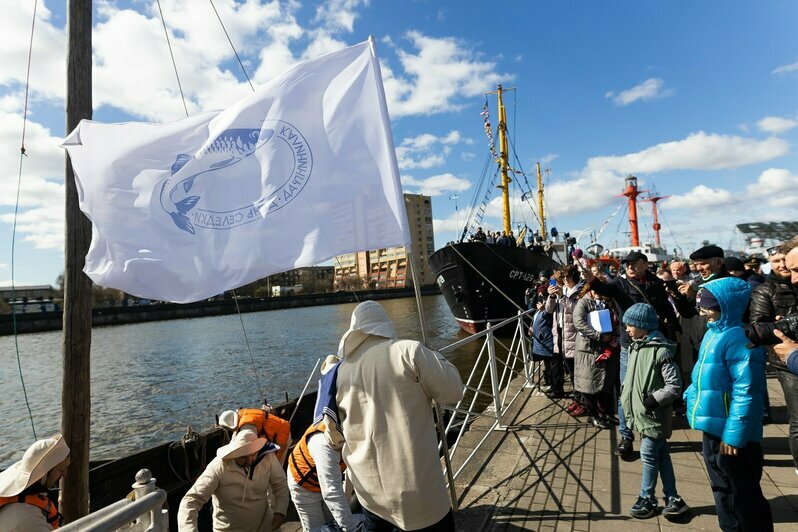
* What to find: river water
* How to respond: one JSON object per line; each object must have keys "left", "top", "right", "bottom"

{"left": 1, "top": 295, "right": 486, "bottom": 468}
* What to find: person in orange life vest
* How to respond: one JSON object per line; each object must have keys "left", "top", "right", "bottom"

{"left": 288, "top": 355, "right": 365, "bottom": 531}
{"left": 178, "top": 425, "right": 289, "bottom": 532}
{"left": 0, "top": 434, "right": 70, "bottom": 531}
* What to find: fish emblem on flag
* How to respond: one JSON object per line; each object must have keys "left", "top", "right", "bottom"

{"left": 158, "top": 119, "right": 313, "bottom": 234}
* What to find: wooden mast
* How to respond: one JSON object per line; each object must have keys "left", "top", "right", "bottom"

{"left": 536, "top": 162, "right": 546, "bottom": 239}
{"left": 496, "top": 85, "right": 512, "bottom": 235}
{"left": 61, "top": 0, "right": 93, "bottom": 521}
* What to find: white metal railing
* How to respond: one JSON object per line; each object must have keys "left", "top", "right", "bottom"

{"left": 437, "top": 309, "right": 545, "bottom": 488}
{"left": 60, "top": 469, "right": 168, "bottom": 532}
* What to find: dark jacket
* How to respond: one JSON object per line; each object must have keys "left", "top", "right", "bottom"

{"left": 531, "top": 309, "right": 555, "bottom": 358}
{"left": 672, "top": 266, "right": 731, "bottom": 319}
{"left": 589, "top": 271, "right": 680, "bottom": 347}
{"left": 748, "top": 272, "right": 798, "bottom": 370}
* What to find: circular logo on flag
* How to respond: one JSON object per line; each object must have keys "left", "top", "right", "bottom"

{"left": 158, "top": 119, "right": 313, "bottom": 234}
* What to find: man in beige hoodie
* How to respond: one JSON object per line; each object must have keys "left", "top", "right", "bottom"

{"left": 335, "top": 301, "right": 465, "bottom": 531}
{"left": 178, "top": 426, "right": 289, "bottom": 531}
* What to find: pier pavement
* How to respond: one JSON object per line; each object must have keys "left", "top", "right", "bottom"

{"left": 279, "top": 371, "right": 796, "bottom": 531}
{"left": 449, "top": 372, "right": 797, "bottom": 531}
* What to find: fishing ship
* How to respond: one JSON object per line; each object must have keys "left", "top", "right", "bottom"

{"left": 429, "top": 85, "right": 559, "bottom": 334}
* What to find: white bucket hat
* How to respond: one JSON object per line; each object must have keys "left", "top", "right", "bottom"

{"left": 337, "top": 301, "right": 397, "bottom": 358}
{"left": 0, "top": 434, "right": 70, "bottom": 497}
{"left": 216, "top": 428, "right": 267, "bottom": 460}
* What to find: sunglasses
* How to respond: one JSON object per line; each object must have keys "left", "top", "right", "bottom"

{"left": 767, "top": 246, "right": 780, "bottom": 256}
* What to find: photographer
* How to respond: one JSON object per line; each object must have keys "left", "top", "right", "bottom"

{"left": 753, "top": 237, "right": 798, "bottom": 476}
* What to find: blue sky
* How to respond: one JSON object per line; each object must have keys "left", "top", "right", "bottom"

{"left": 1, "top": 0, "right": 797, "bottom": 286}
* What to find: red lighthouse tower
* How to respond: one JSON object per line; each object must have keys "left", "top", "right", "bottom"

{"left": 621, "top": 175, "right": 642, "bottom": 247}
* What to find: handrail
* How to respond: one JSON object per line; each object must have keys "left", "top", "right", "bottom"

{"left": 435, "top": 309, "right": 546, "bottom": 487}
{"left": 60, "top": 469, "right": 168, "bottom": 532}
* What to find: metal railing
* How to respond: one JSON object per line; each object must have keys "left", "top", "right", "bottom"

{"left": 436, "top": 309, "right": 545, "bottom": 486}
{"left": 60, "top": 469, "right": 168, "bottom": 532}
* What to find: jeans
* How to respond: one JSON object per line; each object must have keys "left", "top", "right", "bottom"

{"left": 617, "top": 346, "right": 633, "bottom": 441}
{"left": 702, "top": 432, "right": 773, "bottom": 532}
{"left": 776, "top": 368, "right": 798, "bottom": 470}
{"left": 362, "top": 508, "right": 454, "bottom": 532}
{"left": 639, "top": 436, "right": 677, "bottom": 499}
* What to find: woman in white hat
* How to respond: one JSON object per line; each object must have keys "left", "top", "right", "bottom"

{"left": 178, "top": 426, "right": 289, "bottom": 531}
{"left": 0, "top": 434, "right": 70, "bottom": 531}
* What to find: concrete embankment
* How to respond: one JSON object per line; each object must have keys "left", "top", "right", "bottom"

{"left": 0, "top": 285, "right": 440, "bottom": 335}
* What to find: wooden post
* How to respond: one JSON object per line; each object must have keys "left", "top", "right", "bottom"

{"left": 61, "top": 0, "right": 93, "bottom": 522}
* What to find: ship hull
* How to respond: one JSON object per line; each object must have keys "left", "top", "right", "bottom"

{"left": 429, "top": 243, "right": 559, "bottom": 334}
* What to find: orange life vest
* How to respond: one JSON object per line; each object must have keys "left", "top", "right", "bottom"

{"left": 288, "top": 423, "right": 346, "bottom": 493}
{"left": 0, "top": 492, "right": 61, "bottom": 529}
{"left": 237, "top": 408, "right": 291, "bottom": 463}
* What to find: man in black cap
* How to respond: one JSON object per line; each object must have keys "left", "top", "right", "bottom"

{"left": 724, "top": 256, "right": 766, "bottom": 289}
{"left": 677, "top": 245, "right": 728, "bottom": 300}
{"left": 582, "top": 250, "right": 680, "bottom": 459}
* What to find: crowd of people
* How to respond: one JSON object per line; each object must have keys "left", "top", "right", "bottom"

{"left": 526, "top": 237, "right": 798, "bottom": 530}
{"left": 3, "top": 238, "right": 797, "bottom": 532}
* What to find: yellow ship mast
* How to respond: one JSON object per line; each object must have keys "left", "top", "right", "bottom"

{"left": 536, "top": 162, "right": 546, "bottom": 239}
{"left": 496, "top": 84, "right": 512, "bottom": 235}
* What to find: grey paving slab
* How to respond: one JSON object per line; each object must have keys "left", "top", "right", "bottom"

{"left": 448, "top": 373, "right": 797, "bottom": 531}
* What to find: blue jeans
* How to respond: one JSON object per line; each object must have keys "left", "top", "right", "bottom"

{"left": 617, "top": 346, "right": 633, "bottom": 441}
{"left": 639, "top": 435, "right": 677, "bottom": 499}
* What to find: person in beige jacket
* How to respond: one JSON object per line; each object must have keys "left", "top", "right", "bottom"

{"left": 178, "top": 426, "right": 289, "bottom": 531}
{"left": 0, "top": 434, "right": 70, "bottom": 532}
{"left": 335, "top": 301, "right": 465, "bottom": 531}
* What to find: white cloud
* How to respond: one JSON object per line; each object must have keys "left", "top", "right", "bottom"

{"left": 396, "top": 130, "right": 464, "bottom": 170}
{"left": 382, "top": 31, "right": 509, "bottom": 117}
{"left": 544, "top": 131, "right": 789, "bottom": 216}
{"left": 0, "top": 3, "right": 66, "bottom": 103}
{"left": 661, "top": 185, "right": 736, "bottom": 210}
{"left": 746, "top": 168, "right": 798, "bottom": 207}
{"left": 772, "top": 60, "right": 798, "bottom": 75}
{"left": 0, "top": 206, "right": 64, "bottom": 250}
{"left": 539, "top": 153, "right": 558, "bottom": 165}
{"left": 757, "top": 116, "right": 798, "bottom": 135}
{"left": 401, "top": 173, "right": 471, "bottom": 197}
{"left": 313, "top": 0, "right": 369, "bottom": 33}
{"left": 606, "top": 78, "right": 674, "bottom": 106}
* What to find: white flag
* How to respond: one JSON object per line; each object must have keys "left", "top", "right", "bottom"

{"left": 63, "top": 40, "right": 411, "bottom": 303}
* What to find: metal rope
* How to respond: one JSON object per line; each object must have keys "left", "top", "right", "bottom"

{"left": 231, "top": 289, "right": 266, "bottom": 404}
{"left": 12, "top": 0, "right": 41, "bottom": 441}
{"left": 208, "top": 0, "right": 255, "bottom": 91}
{"left": 446, "top": 243, "right": 526, "bottom": 313}
{"left": 156, "top": 0, "right": 189, "bottom": 117}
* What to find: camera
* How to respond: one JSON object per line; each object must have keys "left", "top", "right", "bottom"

{"left": 744, "top": 315, "right": 798, "bottom": 346}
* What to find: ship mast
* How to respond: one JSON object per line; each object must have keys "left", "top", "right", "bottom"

{"left": 496, "top": 84, "right": 512, "bottom": 234}
{"left": 536, "top": 162, "right": 546, "bottom": 239}
{"left": 642, "top": 192, "right": 670, "bottom": 247}
{"left": 622, "top": 175, "right": 641, "bottom": 247}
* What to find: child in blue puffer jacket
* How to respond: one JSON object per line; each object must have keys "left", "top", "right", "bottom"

{"left": 683, "top": 277, "right": 773, "bottom": 532}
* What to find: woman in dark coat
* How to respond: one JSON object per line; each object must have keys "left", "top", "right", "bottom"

{"left": 572, "top": 284, "right": 620, "bottom": 428}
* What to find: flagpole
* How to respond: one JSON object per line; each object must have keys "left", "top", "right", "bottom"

{"left": 368, "top": 35, "right": 459, "bottom": 511}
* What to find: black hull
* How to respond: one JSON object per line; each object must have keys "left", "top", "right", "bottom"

{"left": 429, "top": 242, "right": 558, "bottom": 334}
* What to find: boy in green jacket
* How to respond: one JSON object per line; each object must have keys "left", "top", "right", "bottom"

{"left": 621, "top": 303, "right": 689, "bottom": 519}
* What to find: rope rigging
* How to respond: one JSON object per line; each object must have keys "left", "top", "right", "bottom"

{"left": 155, "top": 0, "right": 189, "bottom": 118}
{"left": 10, "top": 0, "right": 40, "bottom": 442}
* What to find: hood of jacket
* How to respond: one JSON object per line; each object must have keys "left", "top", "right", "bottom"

{"left": 702, "top": 277, "right": 751, "bottom": 332}
{"left": 337, "top": 301, "right": 398, "bottom": 358}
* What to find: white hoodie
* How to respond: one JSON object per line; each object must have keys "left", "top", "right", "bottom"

{"left": 335, "top": 301, "right": 464, "bottom": 530}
